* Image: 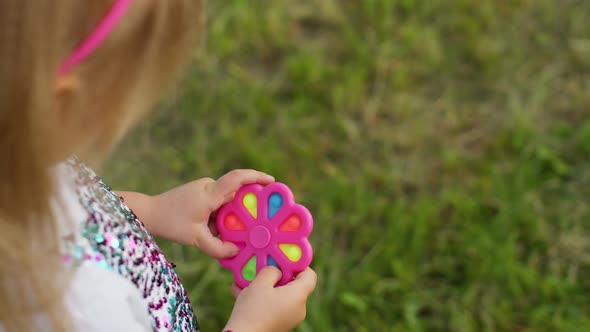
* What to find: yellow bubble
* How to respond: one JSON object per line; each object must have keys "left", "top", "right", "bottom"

{"left": 279, "top": 244, "right": 302, "bottom": 262}
{"left": 243, "top": 193, "right": 257, "bottom": 219}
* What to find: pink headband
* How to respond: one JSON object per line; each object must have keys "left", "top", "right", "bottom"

{"left": 58, "top": 0, "right": 132, "bottom": 76}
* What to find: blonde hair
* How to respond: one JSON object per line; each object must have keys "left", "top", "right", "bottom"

{"left": 0, "top": 1, "right": 203, "bottom": 330}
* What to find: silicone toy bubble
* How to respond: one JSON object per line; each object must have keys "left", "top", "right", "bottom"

{"left": 216, "top": 182, "right": 313, "bottom": 289}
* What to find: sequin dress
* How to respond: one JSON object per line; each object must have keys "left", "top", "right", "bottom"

{"left": 61, "top": 157, "right": 200, "bottom": 332}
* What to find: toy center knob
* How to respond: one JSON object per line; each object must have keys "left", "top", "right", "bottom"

{"left": 249, "top": 225, "right": 271, "bottom": 248}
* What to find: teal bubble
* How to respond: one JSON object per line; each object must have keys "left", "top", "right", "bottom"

{"left": 268, "top": 193, "right": 283, "bottom": 219}
{"left": 268, "top": 256, "right": 281, "bottom": 270}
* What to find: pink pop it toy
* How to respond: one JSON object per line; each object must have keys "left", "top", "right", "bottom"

{"left": 216, "top": 182, "right": 313, "bottom": 289}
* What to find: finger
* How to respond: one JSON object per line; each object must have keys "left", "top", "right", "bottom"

{"left": 216, "top": 169, "right": 275, "bottom": 193}
{"left": 249, "top": 266, "right": 282, "bottom": 288}
{"left": 287, "top": 268, "right": 317, "bottom": 296}
{"left": 207, "top": 194, "right": 234, "bottom": 225}
{"left": 221, "top": 191, "right": 236, "bottom": 205}
{"left": 196, "top": 224, "right": 239, "bottom": 259}
{"left": 215, "top": 170, "right": 275, "bottom": 197}
{"left": 231, "top": 283, "right": 242, "bottom": 298}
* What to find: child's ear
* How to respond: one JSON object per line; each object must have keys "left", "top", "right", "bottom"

{"left": 52, "top": 73, "right": 91, "bottom": 157}
{"left": 54, "top": 72, "right": 81, "bottom": 124}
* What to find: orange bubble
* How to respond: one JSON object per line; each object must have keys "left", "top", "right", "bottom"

{"left": 279, "top": 215, "right": 302, "bottom": 232}
{"left": 225, "top": 214, "right": 246, "bottom": 231}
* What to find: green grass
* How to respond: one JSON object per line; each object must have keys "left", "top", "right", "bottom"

{"left": 104, "top": 1, "right": 590, "bottom": 331}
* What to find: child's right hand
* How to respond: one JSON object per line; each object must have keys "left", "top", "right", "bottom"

{"left": 223, "top": 266, "right": 317, "bottom": 332}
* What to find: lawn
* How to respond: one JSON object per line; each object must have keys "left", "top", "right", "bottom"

{"left": 104, "top": 1, "right": 590, "bottom": 331}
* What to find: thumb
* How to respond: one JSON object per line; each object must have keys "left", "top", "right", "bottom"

{"left": 289, "top": 268, "right": 317, "bottom": 296}
{"left": 196, "top": 225, "right": 239, "bottom": 259}
{"left": 249, "top": 266, "right": 282, "bottom": 288}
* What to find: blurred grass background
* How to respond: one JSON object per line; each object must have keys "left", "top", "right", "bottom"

{"left": 104, "top": 1, "right": 590, "bottom": 331}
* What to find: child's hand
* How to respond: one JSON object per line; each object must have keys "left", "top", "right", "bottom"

{"left": 149, "top": 169, "right": 275, "bottom": 259}
{"left": 224, "top": 267, "right": 318, "bottom": 332}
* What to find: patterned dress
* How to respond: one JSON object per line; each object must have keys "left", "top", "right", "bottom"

{"left": 61, "top": 158, "right": 200, "bottom": 332}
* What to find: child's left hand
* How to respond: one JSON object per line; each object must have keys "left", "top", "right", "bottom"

{"left": 143, "top": 169, "right": 275, "bottom": 259}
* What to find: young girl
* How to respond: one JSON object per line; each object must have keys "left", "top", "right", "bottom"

{"left": 0, "top": 1, "right": 317, "bottom": 332}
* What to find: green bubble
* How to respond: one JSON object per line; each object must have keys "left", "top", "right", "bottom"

{"left": 242, "top": 256, "right": 257, "bottom": 281}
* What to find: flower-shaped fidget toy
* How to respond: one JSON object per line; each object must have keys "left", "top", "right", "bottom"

{"left": 216, "top": 182, "right": 313, "bottom": 289}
